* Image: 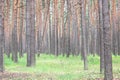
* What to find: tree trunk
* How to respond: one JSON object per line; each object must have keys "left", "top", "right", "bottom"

{"left": 102, "top": 0, "right": 113, "bottom": 80}
{"left": 19, "top": 0, "right": 24, "bottom": 58}
{"left": 81, "top": 0, "right": 88, "bottom": 70}
{"left": 66, "top": 0, "right": 71, "bottom": 57}
{"left": 0, "top": 0, "right": 4, "bottom": 72}
{"left": 4, "top": 0, "right": 10, "bottom": 58}
{"left": 54, "top": 0, "right": 59, "bottom": 56}
{"left": 98, "top": 0, "right": 104, "bottom": 73}
{"left": 30, "top": 0, "right": 36, "bottom": 66}
{"left": 12, "top": 0, "right": 18, "bottom": 63}
{"left": 118, "top": 0, "right": 120, "bottom": 55}
{"left": 26, "top": 0, "right": 36, "bottom": 66}
{"left": 60, "top": 0, "right": 65, "bottom": 56}
{"left": 111, "top": 0, "right": 117, "bottom": 55}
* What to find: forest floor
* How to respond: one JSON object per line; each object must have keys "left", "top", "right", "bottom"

{"left": 0, "top": 54, "right": 120, "bottom": 80}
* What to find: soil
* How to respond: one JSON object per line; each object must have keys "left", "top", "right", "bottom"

{"left": 0, "top": 72, "right": 120, "bottom": 80}
{"left": 0, "top": 72, "right": 31, "bottom": 80}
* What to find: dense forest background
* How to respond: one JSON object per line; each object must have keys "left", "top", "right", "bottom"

{"left": 0, "top": 0, "right": 120, "bottom": 80}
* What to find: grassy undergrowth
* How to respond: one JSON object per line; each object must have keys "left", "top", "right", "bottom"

{"left": 4, "top": 54, "right": 120, "bottom": 80}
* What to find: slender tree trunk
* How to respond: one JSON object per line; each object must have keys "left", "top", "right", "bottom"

{"left": 30, "top": 0, "right": 36, "bottom": 66}
{"left": 118, "top": 0, "right": 120, "bottom": 55}
{"left": 47, "top": 0, "right": 51, "bottom": 54}
{"left": 4, "top": 0, "right": 10, "bottom": 58}
{"left": 66, "top": 0, "right": 71, "bottom": 57}
{"left": 54, "top": 0, "right": 59, "bottom": 56}
{"left": 36, "top": 0, "right": 42, "bottom": 56}
{"left": 0, "top": 0, "right": 4, "bottom": 72}
{"left": 98, "top": 0, "right": 104, "bottom": 73}
{"left": 51, "top": 0, "right": 55, "bottom": 54}
{"left": 26, "top": 0, "right": 36, "bottom": 66}
{"left": 60, "top": 0, "right": 65, "bottom": 56}
{"left": 102, "top": 0, "right": 113, "bottom": 80}
{"left": 26, "top": 0, "right": 30, "bottom": 66}
{"left": 12, "top": 0, "right": 18, "bottom": 63}
{"left": 19, "top": 0, "right": 24, "bottom": 58}
{"left": 111, "top": 0, "right": 117, "bottom": 55}
{"left": 81, "top": 0, "right": 88, "bottom": 70}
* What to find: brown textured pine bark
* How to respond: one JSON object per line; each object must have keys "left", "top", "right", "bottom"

{"left": 98, "top": 0, "right": 104, "bottom": 74}
{"left": 81, "top": 0, "right": 88, "bottom": 70}
{"left": 0, "top": 0, "right": 4, "bottom": 72}
{"left": 102, "top": 0, "right": 113, "bottom": 80}
{"left": 12, "top": 0, "right": 18, "bottom": 63}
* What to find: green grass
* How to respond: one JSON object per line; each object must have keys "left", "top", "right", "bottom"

{"left": 4, "top": 54, "right": 120, "bottom": 80}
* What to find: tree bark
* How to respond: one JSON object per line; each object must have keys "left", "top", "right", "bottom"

{"left": 12, "top": 0, "right": 18, "bottom": 63}
{"left": 102, "top": 0, "right": 113, "bottom": 80}
{"left": 81, "top": 0, "right": 88, "bottom": 70}
{"left": 66, "top": 0, "right": 71, "bottom": 57}
{"left": 0, "top": 0, "right": 4, "bottom": 72}
{"left": 118, "top": 0, "right": 120, "bottom": 55}
{"left": 26, "top": 0, "right": 36, "bottom": 66}
{"left": 19, "top": 0, "right": 24, "bottom": 58}
{"left": 98, "top": 0, "right": 104, "bottom": 73}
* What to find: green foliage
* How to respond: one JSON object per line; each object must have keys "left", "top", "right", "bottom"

{"left": 4, "top": 54, "right": 120, "bottom": 80}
